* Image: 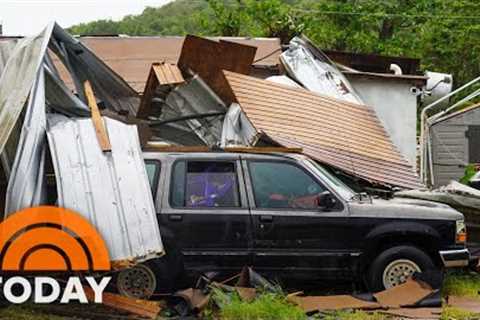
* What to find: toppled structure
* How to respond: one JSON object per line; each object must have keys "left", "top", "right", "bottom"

{"left": 0, "top": 23, "right": 163, "bottom": 265}
{"left": 48, "top": 116, "right": 163, "bottom": 264}
{"left": 140, "top": 35, "right": 421, "bottom": 190}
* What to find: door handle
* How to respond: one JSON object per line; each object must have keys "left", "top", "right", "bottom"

{"left": 168, "top": 214, "right": 183, "bottom": 222}
{"left": 259, "top": 215, "right": 273, "bottom": 223}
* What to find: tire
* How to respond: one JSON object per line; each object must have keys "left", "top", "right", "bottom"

{"left": 116, "top": 246, "right": 185, "bottom": 299}
{"left": 366, "top": 245, "right": 436, "bottom": 292}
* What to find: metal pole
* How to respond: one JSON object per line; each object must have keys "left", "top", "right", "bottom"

{"left": 419, "top": 75, "right": 480, "bottom": 184}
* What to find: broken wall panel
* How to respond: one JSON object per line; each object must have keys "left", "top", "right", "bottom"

{"left": 160, "top": 75, "right": 226, "bottom": 146}
{"left": 223, "top": 71, "right": 421, "bottom": 189}
{"left": 178, "top": 35, "right": 257, "bottom": 104}
{"left": 47, "top": 115, "right": 164, "bottom": 264}
{"left": 0, "top": 24, "right": 53, "bottom": 157}
{"left": 50, "top": 24, "right": 140, "bottom": 116}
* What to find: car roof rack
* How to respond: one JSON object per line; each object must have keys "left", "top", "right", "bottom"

{"left": 143, "top": 145, "right": 303, "bottom": 154}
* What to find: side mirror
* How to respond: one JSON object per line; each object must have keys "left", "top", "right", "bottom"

{"left": 317, "top": 191, "right": 336, "bottom": 210}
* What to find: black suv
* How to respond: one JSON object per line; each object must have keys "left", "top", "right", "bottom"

{"left": 116, "top": 151, "right": 469, "bottom": 298}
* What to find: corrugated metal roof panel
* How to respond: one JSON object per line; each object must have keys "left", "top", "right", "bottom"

{"left": 223, "top": 71, "right": 421, "bottom": 189}
{"left": 47, "top": 115, "right": 164, "bottom": 264}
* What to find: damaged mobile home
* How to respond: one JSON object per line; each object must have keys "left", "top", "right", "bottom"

{"left": 0, "top": 27, "right": 428, "bottom": 251}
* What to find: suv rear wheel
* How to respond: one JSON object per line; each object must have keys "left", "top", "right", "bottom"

{"left": 367, "top": 245, "right": 436, "bottom": 292}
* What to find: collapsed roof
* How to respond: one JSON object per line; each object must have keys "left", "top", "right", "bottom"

{"left": 222, "top": 71, "right": 422, "bottom": 189}
{"left": 0, "top": 23, "right": 163, "bottom": 265}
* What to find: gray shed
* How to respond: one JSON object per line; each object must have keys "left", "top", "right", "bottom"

{"left": 430, "top": 104, "right": 480, "bottom": 187}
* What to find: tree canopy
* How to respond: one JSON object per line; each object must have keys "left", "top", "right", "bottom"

{"left": 68, "top": 0, "right": 480, "bottom": 87}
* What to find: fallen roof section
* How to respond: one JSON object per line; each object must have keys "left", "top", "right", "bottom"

{"left": 223, "top": 71, "right": 422, "bottom": 189}
{"left": 53, "top": 36, "right": 281, "bottom": 92}
{"left": 47, "top": 115, "right": 164, "bottom": 265}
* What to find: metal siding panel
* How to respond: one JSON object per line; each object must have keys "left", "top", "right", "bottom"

{"left": 47, "top": 116, "right": 164, "bottom": 263}
{"left": 223, "top": 71, "right": 421, "bottom": 188}
{"left": 0, "top": 25, "right": 52, "bottom": 155}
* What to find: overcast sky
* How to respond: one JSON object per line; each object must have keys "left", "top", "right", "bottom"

{"left": 0, "top": 0, "right": 173, "bottom": 36}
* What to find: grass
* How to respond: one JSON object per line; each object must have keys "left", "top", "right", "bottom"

{"left": 443, "top": 272, "right": 480, "bottom": 298}
{"left": 208, "top": 287, "right": 306, "bottom": 320}
{"left": 441, "top": 307, "right": 479, "bottom": 320}
{"left": 0, "top": 305, "right": 65, "bottom": 320}
{"left": 320, "top": 310, "right": 390, "bottom": 320}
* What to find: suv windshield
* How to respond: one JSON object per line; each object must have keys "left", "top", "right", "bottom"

{"left": 307, "top": 160, "right": 357, "bottom": 201}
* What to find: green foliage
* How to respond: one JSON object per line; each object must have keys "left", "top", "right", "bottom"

{"left": 441, "top": 307, "right": 480, "bottom": 320}
{"left": 443, "top": 272, "right": 480, "bottom": 298}
{"left": 321, "top": 310, "right": 391, "bottom": 320}
{"left": 460, "top": 164, "right": 477, "bottom": 184}
{"left": 69, "top": 0, "right": 480, "bottom": 87}
{"left": 209, "top": 287, "right": 306, "bottom": 320}
{"left": 0, "top": 305, "right": 64, "bottom": 320}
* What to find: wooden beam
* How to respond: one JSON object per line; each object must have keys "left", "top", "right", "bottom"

{"left": 143, "top": 144, "right": 303, "bottom": 154}
{"left": 84, "top": 81, "right": 112, "bottom": 152}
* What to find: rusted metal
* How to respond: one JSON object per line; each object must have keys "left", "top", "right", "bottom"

{"left": 84, "top": 287, "right": 162, "bottom": 319}
{"left": 178, "top": 35, "right": 257, "bottom": 104}
{"left": 52, "top": 36, "right": 281, "bottom": 93}
{"left": 223, "top": 70, "right": 422, "bottom": 189}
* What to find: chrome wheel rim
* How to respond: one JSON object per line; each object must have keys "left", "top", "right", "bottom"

{"left": 117, "top": 264, "right": 156, "bottom": 299}
{"left": 382, "top": 259, "right": 420, "bottom": 289}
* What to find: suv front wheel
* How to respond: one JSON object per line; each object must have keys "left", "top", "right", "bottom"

{"left": 367, "top": 245, "right": 436, "bottom": 292}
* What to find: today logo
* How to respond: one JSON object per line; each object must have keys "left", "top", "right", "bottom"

{"left": 0, "top": 206, "right": 112, "bottom": 304}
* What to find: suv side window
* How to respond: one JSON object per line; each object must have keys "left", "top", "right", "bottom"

{"left": 249, "top": 161, "right": 327, "bottom": 209}
{"left": 170, "top": 160, "right": 240, "bottom": 208}
{"left": 144, "top": 160, "right": 160, "bottom": 197}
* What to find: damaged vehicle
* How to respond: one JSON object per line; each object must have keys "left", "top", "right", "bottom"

{"left": 118, "top": 149, "right": 470, "bottom": 298}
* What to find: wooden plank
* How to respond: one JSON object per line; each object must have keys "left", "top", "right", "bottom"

{"left": 225, "top": 147, "right": 303, "bottom": 154}
{"left": 84, "top": 81, "right": 112, "bottom": 152}
{"left": 84, "top": 287, "right": 161, "bottom": 319}
{"left": 143, "top": 144, "right": 302, "bottom": 154}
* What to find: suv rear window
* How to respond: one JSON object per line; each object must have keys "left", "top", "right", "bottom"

{"left": 170, "top": 161, "right": 240, "bottom": 208}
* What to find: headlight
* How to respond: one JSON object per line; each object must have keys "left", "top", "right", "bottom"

{"left": 456, "top": 219, "right": 467, "bottom": 244}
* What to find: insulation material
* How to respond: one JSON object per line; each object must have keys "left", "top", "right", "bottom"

{"left": 281, "top": 36, "right": 363, "bottom": 105}
{"left": 221, "top": 103, "right": 258, "bottom": 147}
{"left": 47, "top": 115, "right": 163, "bottom": 264}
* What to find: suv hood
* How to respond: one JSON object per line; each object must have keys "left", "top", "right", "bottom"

{"left": 348, "top": 197, "right": 464, "bottom": 221}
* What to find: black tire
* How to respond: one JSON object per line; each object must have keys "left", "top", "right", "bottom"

{"left": 115, "top": 246, "right": 185, "bottom": 299}
{"left": 366, "top": 245, "right": 436, "bottom": 292}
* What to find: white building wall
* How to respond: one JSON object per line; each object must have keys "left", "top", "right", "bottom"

{"left": 346, "top": 76, "right": 418, "bottom": 166}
